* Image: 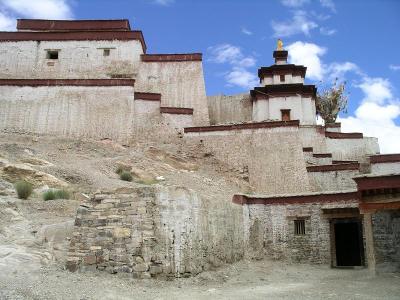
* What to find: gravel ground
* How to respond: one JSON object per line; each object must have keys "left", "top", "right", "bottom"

{"left": 0, "top": 259, "right": 399, "bottom": 300}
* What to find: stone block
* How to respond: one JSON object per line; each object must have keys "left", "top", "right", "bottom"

{"left": 113, "top": 227, "right": 131, "bottom": 238}
{"left": 84, "top": 255, "right": 97, "bottom": 265}
{"left": 149, "top": 265, "right": 163, "bottom": 275}
{"left": 133, "top": 263, "right": 148, "bottom": 272}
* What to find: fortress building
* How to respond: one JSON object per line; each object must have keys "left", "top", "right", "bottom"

{"left": 0, "top": 19, "right": 399, "bottom": 276}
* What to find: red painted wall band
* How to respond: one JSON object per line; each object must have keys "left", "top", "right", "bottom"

{"left": 0, "top": 79, "right": 135, "bottom": 87}
{"left": 369, "top": 154, "right": 400, "bottom": 164}
{"left": 306, "top": 163, "right": 360, "bottom": 172}
{"left": 17, "top": 19, "right": 131, "bottom": 31}
{"left": 184, "top": 120, "right": 299, "bottom": 133}
{"left": 325, "top": 132, "right": 363, "bottom": 139}
{"left": 134, "top": 92, "right": 161, "bottom": 101}
{"left": 141, "top": 53, "right": 202, "bottom": 62}
{"left": 160, "top": 107, "right": 194, "bottom": 115}
{"left": 233, "top": 192, "right": 358, "bottom": 206}
{"left": 0, "top": 31, "right": 146, "bottom": 53}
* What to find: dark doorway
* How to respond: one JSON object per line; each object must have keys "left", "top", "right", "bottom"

{"left": 334, "top": 220, "right": 364, "bottom": 266}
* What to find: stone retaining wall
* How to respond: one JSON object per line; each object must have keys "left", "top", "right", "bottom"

{"left": 67, "top": 186, "right": 245, "bottom": 278}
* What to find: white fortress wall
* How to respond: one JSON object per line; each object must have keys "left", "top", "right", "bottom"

{"left": 185, "top": 125, "right": 311, "bottom": 194}
{"left": 0, "top": 40, "right": 143, "bottom": 79}
{"left": 136, "top": 59, "right": 210, "bottom": 126}
{"left": 207, "top": 93, "right": 252, "bottom": 125}
{"left": 298, "top": 126, "right": 327, "bottom": 153}
{"left": 0, "top": 85, "right": 136, "bottom": 141}
{"left": 307, "top": 170, "right": 359, "bottom": 192}
{"left": 326, "top": 137, "right": 379, "bottom": 161}
{"left": 371, "top": 162, "right": 400, "bottom": 175}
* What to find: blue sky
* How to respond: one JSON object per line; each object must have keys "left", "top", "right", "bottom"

{"left": 0, "top": 0, "right": 399, "bottom": 152}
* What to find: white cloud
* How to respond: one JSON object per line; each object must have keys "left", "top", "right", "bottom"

{"left": 339, "top": 77, "right": 400, "bottom": 153}
{"left": 208, "top": 44, "right": 242, "bottom": 64}
{"left": 320, "top": 27, "right": 336, "bottom": 36}
{"left": 281, "top": 0, "right": 310, "bottom": 7}
{"left": 389, "top": 64, "right": 400, "bottom": 71}
{"left": 241, "top": 27, "right": 253, "bottom": 35}
{"left": 287, "top": 41, "right": 359, "bottom": 81}
{"left": 357, "top": 77, "right": 392, "bottom": 104}
{"left": 271, "top": 10, "right": 318, "bottom": 37}
{"left": 287, "top": 41, "right": 326, "bottom": 80}
{"left": 208, "top": 44, "right": 258, "bottom": 89}
{"left": 0, "top": 10, "right": 15, "bottom": 30}
{"left": 327, "top": 62, "right": 359, "bottom": 80}
{"left": 319, "top": 0, "right": 336, "bottom": 12}
{"left": 0, "top": 0, "right": 73, "bottom": 19}
{"left": 152, "top": 0, "right": 175, "bottom": 6}
{"left": 225, "top": 67, "right": 258, "bottom": 89}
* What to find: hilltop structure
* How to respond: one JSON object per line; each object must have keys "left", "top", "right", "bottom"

{"left": 0, "top": 19, "right": 399, "bottom": 277}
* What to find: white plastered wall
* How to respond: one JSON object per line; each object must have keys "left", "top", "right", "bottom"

{"left": 0, "top": 85, "right": 136, "bottom": 141}
{"left": 135, "top": 61, "right": 209, "bottom": 126}
{"left": 252, "top": 96, "right": 316, "bottom": 125}
{"left": 0, "top": 40, "right": 143, "bottom": 79}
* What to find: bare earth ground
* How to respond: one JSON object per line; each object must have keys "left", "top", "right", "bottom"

{"left": 0, "top": 133, "right": 399, "bottom": 300}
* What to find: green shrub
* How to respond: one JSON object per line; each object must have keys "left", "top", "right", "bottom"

{"left": 115, "top": 166, "right": 125, "bottom": 175}
{"left": 14, "top": 180, "right": 33, "bottom": 199}
{"left": 43, "top": 189, "right": 56, "bottom": 201}
{"left": 119, "top": 171, "right": 133, "bottom": 182}
{"left": 54, "top": 189, "right": 70, "bottom": 199}
{"left": 43, "top": 189, "right": 70, "bottom": 201}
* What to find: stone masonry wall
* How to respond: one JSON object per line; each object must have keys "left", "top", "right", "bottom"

{"left": 243, "top": 200, "right": 359, "bottom": 263}
{"left": 67, "top": 186, "right": 245, "bottom": 278}
{"left": 372, "top": 209, "right": 400, "bottom": 273}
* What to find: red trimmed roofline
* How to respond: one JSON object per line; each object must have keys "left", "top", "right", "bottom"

{"left": 0, "top": 79, "right": 135, "bottom": 87}
{"left": 134, "top": 92, "right": 161, "bottom": 101}
{"left": 369, "top": 154, "right": 400, "bottom": 164}
{"left": 17, "top": 19, "right": 131, "bottom": 31}
{"left": 353, "top": 174, "right": 400, "bottom": 191}
{"left": 184, "top": 120, "right": 299, "bottom": 133}
{"left": 141, "top": 53, "right": 202, "bottom": 62}
{"left": 325, "top": 132, "right": 363, "bottom": 139}
{"left": 307, "top": 163, "right": 360, "bottom": 172}
{"left": 232, "top": 191, "right": 358, "bottom": 206}
{"left": 0, "top": 31, "right": 147, "bottom": 53}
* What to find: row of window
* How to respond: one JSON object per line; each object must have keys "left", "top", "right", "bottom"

{"left": 45, "top": 49, "right": 112, "bottom": 60}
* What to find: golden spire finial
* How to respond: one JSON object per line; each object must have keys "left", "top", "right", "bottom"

{"left": 277, "top": 39, "right": 284, "bottom": 51}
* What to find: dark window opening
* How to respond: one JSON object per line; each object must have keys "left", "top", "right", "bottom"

{"left": 103, "top": 49, "right": 110, "bottom": 56}
{"left": 281, "top": 109, "right": 291, "bottom": 121}
{"left": 46, "top": 50, "right": 59, "bottom": 60}
{"left": 280, "top": 74, "right": 285, "bottom": 82}
{"left": 334, "top": 221, "right": 364, "bottom": 266}
{"left": 294, "top": 219, "right": 305, "bottom": 235}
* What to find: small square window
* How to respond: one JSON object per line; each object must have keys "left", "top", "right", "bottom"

{"left": 281, "top": 109, "right": 291, "bottom": 121}
{"left": 46, "top": 50, "right": 59, "bottom": 60}
{"left": 294, "top": 219, "right": 306, "bottom": 235}
{"left": 103, "top": 49, "right": 110, "bottom": 56}
{"left": 280, "top": 74, "right": 285, "bottom": 82}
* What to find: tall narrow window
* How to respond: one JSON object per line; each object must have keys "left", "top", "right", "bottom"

{"left": 294, "top": 219, "right": 306, "bottom": 235}
{"left": 281, "top": 109, "right": 291, "bottom": 121}
{"left": 280, "top": 74, "right": 285, "bottom": 82}
{"left": 46, "top": 50, "right": 59, "bottom": 60}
